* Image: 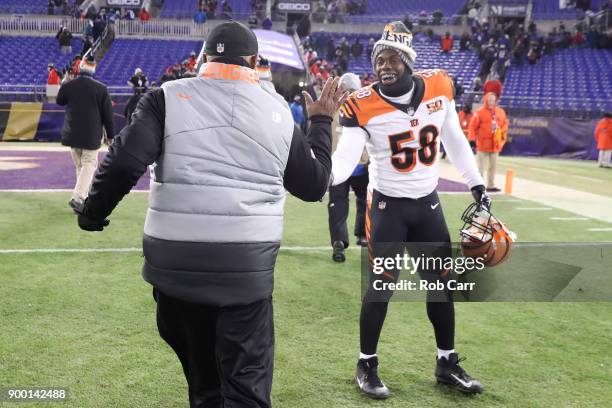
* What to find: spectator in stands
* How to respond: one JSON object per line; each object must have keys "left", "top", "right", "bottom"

{"left": 595, "top": 113, "right": 612, "bottom": 168}
{"left": 92, "top": 17, "right": 105, "bottom": 42}
{"left": 483, "top": 73, "right": 502, "bottom": 98}
{"left": 262, "top": 16, "right": 272, "bottom": 29}
{"left": 160, "top": 66, "right": 175, "bottom": 84}
{"left": 586, "top": 26, "right": 599, "bottom": 48}
{"left": 451, "top": 75, "right": 464, "bottom": 100}
{"left": 418, "top": 10, "right": 428, "bottom": 26}
{"left": 351, "top": 38, "right": 363, "bottom": 59}
{"left": 194, "top": 6, "right": 207, "bottom": 24}
{"left": 440, "top": 32, "right": 453, "bottom": 53}
{"left": 57, "top": 26, "right": 73, "bottom": 55}
{"left": 57, "top": 55, "right": 115, "bottom": 211}
{"left": 402, "top": 16, "right": 413, "bottom": 31}
{"left": 290, "top": 95, "right": 305, "bottom": 130}
{"left": 187, "top": 51, "right": 198, "bottom": 71}
{"left": 527, "top": 40, "right": 540, "bottom": 64}
{"left": 72, "top": 55, "right": 82, "bottom": 76}
{"left": 459, "top": 32, "right": 471, "bottom": 51}
{"left": 458, "top": 103, "right": 475, "bottom": 149}
{"left": 48, "top": 0, "right": 54, "bottom": 15}
{"left": 366, "top": 37, "right": 375, "bottom": 58}
{"left": 248, "top": 13, "right": 258, "bottom": 28}
{"left": 528, "top": 21, "right": 537, "bottom": 36}
{"left": 81, "top": 36, "right": 93, "bottom": 58}
{"left": 297, "top": 14, "right": 311, "bottom": 38}
{"left": 432, "top": 9, "right": 443, "bottom": 25}
{"left": 128, "top": 68, "right": 148, "bottom": 93}
{"left": 339, "top": 37, "right": 351, "bottom": 59}
{"left": 469, "top": 92, "right": 508, "bottom": 192}
{"left": 220, "top": 0, "right": 233, "bottom": 19}
{"left": 493, "top": 43, "right": 510, "bottom": 81}
{"left": 572, "top": 29, "right": 585, "bottom": 47}
{"left": 124, "top": 8, "right": 136, "bottom": 20}
{"left": 46, "top": 63, "right": 62, "bottom": 103}
{"left": 326, "top": 36, "right": 336, "bottom": 60}
{"left": 335, "top": 48, "right": 348, "bottom": 73}
{"left": 473, "top": 76, "right": 483, "bottom": 93}
{"left": 139, "top": 7, "right": 151, "bottom": 22}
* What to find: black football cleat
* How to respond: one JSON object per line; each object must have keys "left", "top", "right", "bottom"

{"left": 332, "top": 240, "right": 346, "bottom": 262}
{"left": 435, "top": 353, "right": 483, "bottom": 394}
{"left": 356, "top": 236, "right": 368, "bottom": 247}
{"left": 355, "top": 356, "right": 389, "bottom": 399}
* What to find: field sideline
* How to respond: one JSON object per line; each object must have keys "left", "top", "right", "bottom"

{"left": 1, "top": 189, "right": 611, "bottom": 407}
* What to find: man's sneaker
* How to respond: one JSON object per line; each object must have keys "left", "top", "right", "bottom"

{"left": 355, "top": 356, "right": 389, "bottom": 399}
{"left": 356, "top": 236, "right": 368, "bottom": 247}
{"left": 332, "top": 240, "right": 346, "bottom": 263}
{"left": 68, "top": 199, "right": 83, "bottom": 214}
{"left": 435, "top": 353, "right": 484, "bottom": 394}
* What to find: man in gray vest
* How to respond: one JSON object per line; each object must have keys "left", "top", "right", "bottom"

{"left": 75, "top": 21, "right": 345, "bottom": 408}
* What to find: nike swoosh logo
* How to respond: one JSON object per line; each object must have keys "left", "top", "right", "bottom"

{"left": 177, "top": 92, "right": 193, "bottom": 100}
{"left": 450, "top": 373, "right": 473, "bottom": 388}
{"left": 356, "top": 377, "right": 364, "bottom": 388}
{"left": 431, "top": 203, "right": 440, "bottom": 210}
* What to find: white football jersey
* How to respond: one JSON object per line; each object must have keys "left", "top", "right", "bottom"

{"left": 335, "top": 69, "right": 482, "bottom": 198}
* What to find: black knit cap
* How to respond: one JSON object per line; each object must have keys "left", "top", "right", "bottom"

{"left": 204, "top": 20, "right": 259, "bottom": 57}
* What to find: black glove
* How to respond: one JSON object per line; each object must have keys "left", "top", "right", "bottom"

{"left": 76, "top": 201, "right": 110, "bottom": 231}
{"left": 471, "top": 185, "right": 491, "bottom": 211}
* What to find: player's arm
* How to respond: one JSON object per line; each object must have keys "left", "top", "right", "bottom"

{"left": 331, "top": 125, "right": 367, "bottom": 185}
{"left": 440, "top": 100, "right": 489, "bottom": 207}
{"left": 77, "top": 89, "right": 165, "bottom": 231}
{"left": 283, "top": 118, "right": 333, "bottom": 202}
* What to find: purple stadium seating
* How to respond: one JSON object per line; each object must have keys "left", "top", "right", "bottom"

{"left": 160, "top": 0, "right": 252, "bottom": 19}
{"left": 0, "top": 36, "right": 201, "bottom": 87}
{"left": 502, "top": 47, "right": 612, "bottom": 114}
{"left": 1, "top": 35, "right": 610, "bottom": 115}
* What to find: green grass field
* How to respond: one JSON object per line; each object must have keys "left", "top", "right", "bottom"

{"left": 1, "top": 191, "right": 612, "bottom": 407}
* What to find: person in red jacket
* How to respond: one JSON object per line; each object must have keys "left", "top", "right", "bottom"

{"left": 46, "top": 63, "right": 62, "bottom": 103}
{"left": 594, "top": 113, "right": 612, "bottom": 168}
{"left": 483, "top": 73, "right": 503, "bottom": 98}
{"left": 458, "top": 103, "right": 475, "bottom": 148}
{"left": 139, "top": 7, "right": 151, "bottom": 22}
{"left": 47, "top": 63, "right": 61, "bottom": 85}
{"left": 468, "top": 92, "right": 508, "bottom": 191}
{"left": 440, "top": 32, "right": 453, "bottom": 53}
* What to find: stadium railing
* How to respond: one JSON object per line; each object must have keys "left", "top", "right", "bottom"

{"left": 0, "top": 85, "right": 134, "bottom": 103}
{"left": 0, "top": 15, "right": 209, "bottom": 39}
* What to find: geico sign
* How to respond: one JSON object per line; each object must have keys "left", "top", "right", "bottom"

{"left": 107, "top": 0, "right": 142, "bottom": 6}
{"left": 278, "top": 3, "right": 311, "bottom": 12}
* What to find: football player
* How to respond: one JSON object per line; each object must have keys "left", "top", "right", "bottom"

{"left": 331, "top": 21, "right": 491, "bottom": 398}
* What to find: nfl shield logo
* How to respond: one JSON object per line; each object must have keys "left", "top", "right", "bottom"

{"left": 217, "top": 43, "right": 224, "bottom": 53}
{"left": 378, "top": 201, "right": 386, "bottom": 210}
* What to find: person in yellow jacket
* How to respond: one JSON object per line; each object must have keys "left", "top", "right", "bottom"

{"left": 468, "top": 92, "right": 508, "bottom": 192}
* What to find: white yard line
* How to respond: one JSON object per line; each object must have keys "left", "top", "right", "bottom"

{"left": 516, "top": 207, "right": 553, "bottom": 211}
{"left": 0, "top": 145, "right": 109, "bottom": 152}
{"left": 0, "top": 246, "right": 363, "bottom": 254}
{"left": 439, "top": 160, "right": 612, "bottom": 224}
{"left": 587, "top": 228, "right": 612, "bottom": 232}
{"left": 550, "top": 217, "right": 589, "bottom": 221}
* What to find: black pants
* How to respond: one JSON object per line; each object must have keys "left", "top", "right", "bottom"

{"left": 154, "top": 289, "right": 274, "bottom": 408}
{"left": 360, "top": 189, "right": 455, "bottom": 354}
{"left": 328, "top": 172, "right": 368, "bottom": 247}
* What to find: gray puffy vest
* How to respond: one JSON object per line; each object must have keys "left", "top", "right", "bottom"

{"left": 142, "top": 63, "right": 295, "bottom": 306}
